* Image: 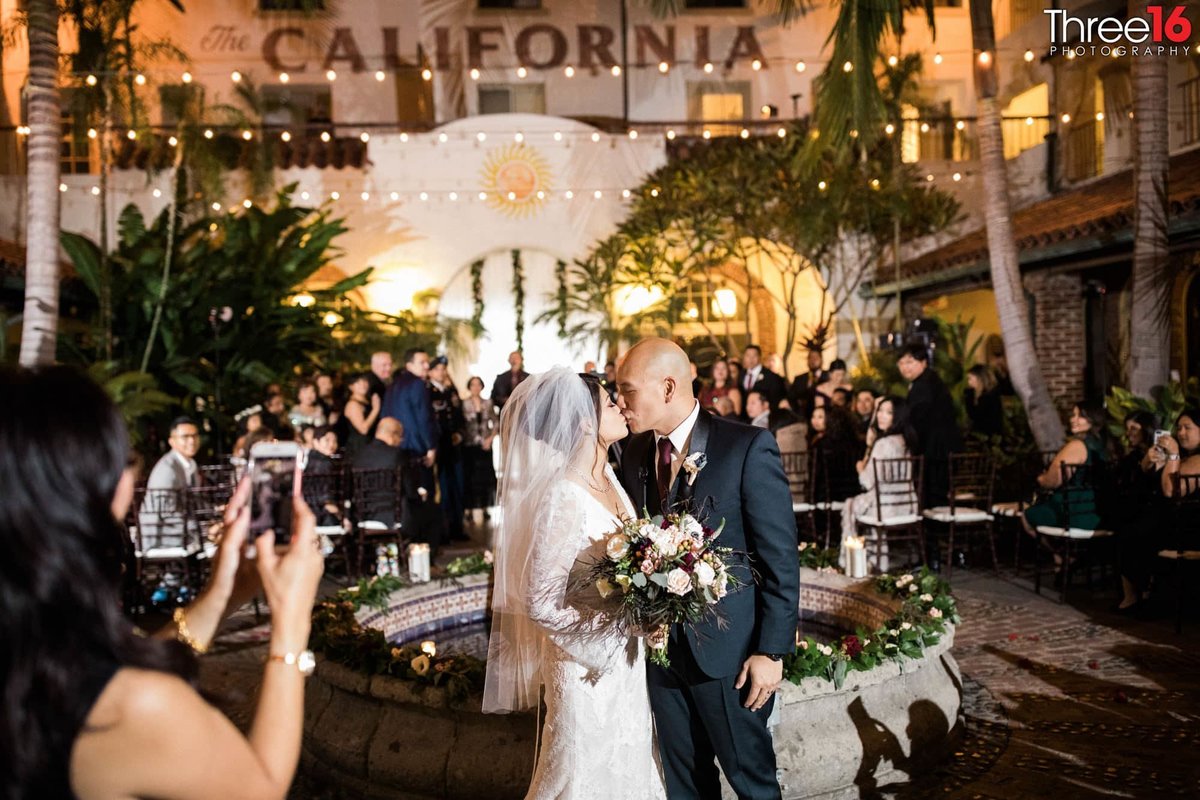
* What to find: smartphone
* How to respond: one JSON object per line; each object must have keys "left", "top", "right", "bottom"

{"left": 1153, "top": 429, "right": 1170, "bottom": 445}
{"left": 248, "top": 441, "right": 305, "bottom": 545}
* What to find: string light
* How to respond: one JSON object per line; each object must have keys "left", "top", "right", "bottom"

{"left": 419, "top": 191, "right": 428, "bottom": 201}
{"left": 611, "top": 65, "right": 621, "bottom": 76}
{"left": 330, "top": 191, "right": 340, "bottom": 200}
{"left": 870, "top": 178, "right": 880, "bottom": 189}
{"left": 952, "top": 172, "right": 962, "bottom": 182}
{"left": 1024, "top": 49, "right": 1035, "bottom": 62}
{"left": 58, "top": 182, "right": 67, "bottom": 192}
{"left": 658, "top": 61, "right": 670, "bottom": 73}
{"left": 740, "top": 128, "right": 750, "bottom": 138}
{"left": 400, "top": 132, "right": 409, "bottom": 142}
{"left": 134, "top": 73, "right": 146, "bottom": 85}
{"left": 628, "top": 129, "right": 638, "bottom": 139}
{"left": 152, "top": 188, "right": 162, "bottom": 197}
{"left": 1066, "top": 49, "right": 1076, "bottom": 60}
{"left": 360, "top": 191, "right": 369, "bottom": 201}
{"left": 885, "top": 123, "right": 896, "bottom": 135}
{"left": 280, "top": 72, "right": 290, "bottom": 83}
{"left": 849, "top": 129, "right": 859, "bottom": 138}
{"left": 242, "top": 198, "right": 252, "bottom": 208}
{"left": 593, "top": 190, "right": 603, "bottom": 199}
{"left": 933, "top": 53, "right": 943, "bottom": 65}
{"left": 704, "top": 62, "right": 715, "bottom": 74}
{"left": 478, "top": 191, "right": 487, "bottom": 200}
{"left": 470, "top": 68, "right": 480, "bottom": 80}
{"left": 438, "top": 132, "right": 448, "bottom": 143}
{"left": 622, "top": 189, "right": 631, "bottom": 198}
{"left": 1024, "top": 116, "right": 1034, "bottom": 126}
{"left": 751, "top": 59, "right": 762, "bottom": 71}
{"left": 650, "top": 188, "right": 659, "bottom": 197}
{"left": 300, "top": 191, "right": 310, "bottom": 200}
{"left": 476, "top": 131, "right": 486, "bottom": 142}
{"left": 86, "top": 74, "right": 98, "bottom": 86}
{"left": 666, "top": 129, "right": 676, "bottom": 140}
{"left": 280, "top": 130, "right": 291, "bottom": 142}
{"left": 320, "top": 131, "right": 331, "bottom": 142}
{"left": 211, "top": 201, "right": 222, "bottom": 211}
{"left": 230, "top": 70, "right": 242, "bottom": 83}
{"left": 565, "top": 190, "right": 574, "bottom": 199}
{"left": 422, "top": 68, "right": 433, "bottom": 80}
{"left": 87, "top": 128, "right": 97, "bottom": 139}
{"left": 925, "top": 173, "right": 934, "bottom": 182}
{"left": 126, "top": 129, "right": 137, "bottom": 140}
{"left": 375, "top": 70, "right": 386, "bottom": 81}
{"left": 514, "top": 132, "right": 524, "bottom": 142}
{"left": 517, "top": 66, "right": 528, "bottom": 78}
{"left": 777, "top": 127, "right": 787, "bottom": 137}
{"left": 590, "top": 132, "right": 600, "bottom": 142}
{"left": 702, "top": 129, "right": 711, "bottom": 139}
{"left": 920, "top": 122, "right": 930, "bottom": 133}
{"left": 241, "top": 129, "right": 252, "bottom": 140}
{"left": 536, "top": 190, "right": 545, "bottom": 199}
{"left": 449, "top": 191, "right": 458, "bottom": 201}
{"left": 15, "top": 126, "right": 29, "bottom": 135}
{"left": 794, "top": 60, "right": 806, "bottom": 72}
{"left": 325, "top": 69, "right": 337, "bottom": 81}
{"left": 564, "top": 65, "right": 575, "bottom": 78}
{"left": 955, "top": 120, "right": 965, "bottom": 131}
{"left": 181, "top": 71, "right": 192, "bottom": 84}
{"left": 1095, "top": 111, "right": 1104, "bottom": 121}
{"left": 887, "top": 55, "right": 898, "bottom": 67}
{"left": 1061, "top": 113, "right": 1071, "bottom": 123}
{"left": 360, "top": 132, "right": 370, "bottom": 142}
{"left": 554, "top": 131, "right": 563, "bottom": 141}
{"left": 91, "top": 186, "right": 100, "bottom": 196}
{"left": 507, "top": 191, "right": 516, "bottom": 200}
{"left": 392, "top": 191, "right": 401, "bottom": 200}
{"left": 818, "top": 180, "right": 827, "bottom": 191}
{"left": 842, "top": 61, "right": 853, "bottom": 72}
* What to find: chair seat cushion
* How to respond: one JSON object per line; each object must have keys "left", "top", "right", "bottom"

{"left": 856, "top": 513, "right": 921, "bottom": 527}
{"left": 136, "top": 545, "right": 198, "bottom": 560}
{"left": 792, "top": 502, "right": 815, "bottom": 513}
{"left": 990, "top": 502, "right": 1023, "bottom": 517}
{"left": 1158, "top": 549, "right": 1200, "bottom": 560}
{"left": 315, "top": 525, "right": 347, "bottom": 537}
{"left": 814, "top": 501, "right": 845, "bottom": 511}
{"left": 358, "top": 520, "right": 399, "bottom": 532}
{"left": 1035, "top": 525, "right": 1113, "bottom": 539}
{"left": 924, "top": 506, "right": 993, "bottom": 524}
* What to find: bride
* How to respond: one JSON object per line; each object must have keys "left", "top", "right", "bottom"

{"left": 483, "top": 368, "right": 666, "bottom": 799}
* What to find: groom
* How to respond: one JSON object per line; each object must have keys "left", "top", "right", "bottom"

{"left": 616, "top": 338, "right": 799, "bottom": 800}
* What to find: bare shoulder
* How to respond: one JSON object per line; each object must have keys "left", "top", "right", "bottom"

{"left": 1060, "top": 438, "right": 1088, "bottom": 461}
{"left": 82, "top": 667, "right": 197, "bottom": 734}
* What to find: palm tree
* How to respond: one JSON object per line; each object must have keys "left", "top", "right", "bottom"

{"left": 1127, "top": 0, "right": 1170, "bottom": 396}
{"left": 799, "top": 0, "right": 1066, "bottom": 449}
{"left": 18, "top": 0, "right": 61, "bottom": 366}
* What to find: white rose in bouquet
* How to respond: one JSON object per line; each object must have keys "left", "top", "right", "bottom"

{"left": 606, "top": 533, "right": 629, "bottom": 561}
{"left": 666, "top": 568, "right": 692, "bottom": 596}
{"left": 694, "top": 560, "right": 716, "bottom": 587}
{"left": 650, "top": 529, "right": 680, "bottom": 557}
{"left": 713, "top": 570, "right": 729, "bottom": 599}
{"left": 683, "top": 515, "right": 704, "bottom": 537}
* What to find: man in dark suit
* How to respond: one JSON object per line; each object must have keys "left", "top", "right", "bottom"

{"left": 739, "top": 344, "right": 786, "bottom": 416}
{"left": 746, "top": 389, "right": 799, "bottom": 435}
{"left": 367, "top": 351, "right": 393, "bottom": 408}
{"left": 898, "top": 340, "right": 963, "bottom": 515}
{"left": 490, "top": 350, "right": 529, "bottom": 411}
{"left": 786, "top": 348, "right": 825, "bottom": 416}
{"left": 352, "top": 417, "right": 403, "bottom": 527}
{"left": 382, "top": 348, "right": 439, "bottom": 526}
{"left": 616, "top": 338, "right": 799, "bottom": 800}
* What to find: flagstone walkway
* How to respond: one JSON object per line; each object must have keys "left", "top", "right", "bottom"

{"left": 197, "top": 563, "right": 1200, "bottom": 799}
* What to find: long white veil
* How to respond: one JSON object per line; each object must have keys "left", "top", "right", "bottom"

{"left": 482, "top": 367, "right": 599, "bottom": 714}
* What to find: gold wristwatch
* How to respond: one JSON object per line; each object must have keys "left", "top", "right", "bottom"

{"left": 267, "top": 650, "right": 316, "bottom": 676}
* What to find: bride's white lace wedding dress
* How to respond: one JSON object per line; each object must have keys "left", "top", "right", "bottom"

{"left": 523, "top": 465, "right": 667, "bottom": 800}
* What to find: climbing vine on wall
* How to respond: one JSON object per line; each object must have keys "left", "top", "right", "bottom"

{"left": 511, "top": 249, "right": 525, "bottom": 352}
{"left": 553, "top": 259, "right": 569, "bottom": 337}
{"left": 469, "top": 258, "right": 485, "bottom": 335}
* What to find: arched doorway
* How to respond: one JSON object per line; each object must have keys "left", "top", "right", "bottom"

{"left": 1186, "top": 270, "right": 1200, "bottom": 383}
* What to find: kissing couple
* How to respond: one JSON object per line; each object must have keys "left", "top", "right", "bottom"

{"left": 483, "top": 338, "right": 800, "bottom": 799}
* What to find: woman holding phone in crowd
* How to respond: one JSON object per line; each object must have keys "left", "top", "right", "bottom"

{"left": 0, "top": 366, "right": 324, "bottom": 800}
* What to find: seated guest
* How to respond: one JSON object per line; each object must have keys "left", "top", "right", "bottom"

{"left": 289, "top": 380, "right": 327, "bottom": 430}
{"left": 352, "top": 417, "right": 404, "bottom": 528}
{"left": 747, "top": 389, "right": 799, "bottom": 434}
{"left": 139, "top": 416, "right": 201, "bottom": 549}
{"left": 963, "top": 365, "right": 1004, "bottom": 439}
{"left": 853, "top": 389, "right": 877, "bottom": 437}
{"left": 0, "top": 366, "right": 323, "bottom": 800}
{"left": 815, "top": 359, "right": 853, "bottom": 404}
{"left": 298, "top": 424, "right": 316, "bottom": 449}
{"left": 337, "top": 372, "right": 381, "bottom": 458}
{"left": 1022, "top": 401, "right": 1110, "bottom": 576}
{"left": 831, "top": 387, "right": 853, "bottom": 409}
{"left": 305, "top": 426, "right": 341, "bottom": 527}
{"left": 1148, "top": 407, "right": 1200, "bottom": 496}
{"left": 840, "top": 396, "right": 917, "bottom": 573}
{"left": 232, "top": 408, "right": 264, "bottom": 459}
{"left": 809, "top": 403, "right": 864, "bottom": 503}
{"left": 699, "top": 358, "right": 743, "bottom": 418}
{"left": 1113, "top": 411, "right": 1164, "bottom": 613}
{"left": 713, "top": 395, "right": 736, "bottom": 418}
{"left": 262, "top": 392, "right": 293, "bottom": 440}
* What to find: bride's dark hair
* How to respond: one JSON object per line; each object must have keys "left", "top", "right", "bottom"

{"left": 0, "top": 366, "right": 196, "bottom": 799}
{"left": 578, "top": 372, "right": 605, "bottom": 426}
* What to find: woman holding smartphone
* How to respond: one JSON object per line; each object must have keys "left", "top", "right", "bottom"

{"left": 0, "top": 366, "right": 324, "bottom": 800}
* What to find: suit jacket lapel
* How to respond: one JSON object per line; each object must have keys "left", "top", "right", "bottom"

{"left": 671, "top": 409, "right": 712, "bottom": 507}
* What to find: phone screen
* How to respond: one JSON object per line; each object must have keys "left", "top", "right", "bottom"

{"left": 250, "top": 454, "right": 297, "bottom": 544}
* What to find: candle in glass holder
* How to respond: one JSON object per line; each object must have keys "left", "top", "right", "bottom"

{"left": 845, "top": 536, "right": 868, "bottom": 578}
{"left": 408, "top": 543, "right": 431, "bottom": 582}
{"left": 420, "top": 640, "right": 437, "bottom": 657}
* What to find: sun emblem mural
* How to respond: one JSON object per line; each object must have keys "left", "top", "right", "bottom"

{"left": 479, "top": 143, "right": 554, "bottom": 218}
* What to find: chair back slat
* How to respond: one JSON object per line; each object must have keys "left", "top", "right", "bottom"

{"left": 871, "top": 455, "right": 923, "bottom": 517}
{"left": 351, "top": 467, "right": 403, "bottom": 526}
{"left": 1058, "top": 462, "right": 1104, "bottom": 528}
{"left": 136, "top": 487, "right": 192, "bottom": 551}
{"left": 1169, "top": 474, "right": 1200, "bottom": 547}
{"left": 780, "top": 450, "right": 811, "bottom": 504}
{"left": 947, "top": 452, "right": 995, "bottom": 511}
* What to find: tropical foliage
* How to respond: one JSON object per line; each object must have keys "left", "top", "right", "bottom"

{"left": 1105, "top": 378, "right": 1200, "bottom": 440}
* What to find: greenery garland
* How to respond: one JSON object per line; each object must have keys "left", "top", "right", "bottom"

{"left": 785, "top": 567, "right": 959, "bottom": 690}
{"left": 469, "top": 258, "right": 485, "bottom": 334}
{"left": 310, "top": 560, "right": 955, "bottom": 703}
{"left": 511, "top": 248, "right": 525, "bottom": 352}
{"left": 553, "top": 258, "right": 569, "bottom": 337}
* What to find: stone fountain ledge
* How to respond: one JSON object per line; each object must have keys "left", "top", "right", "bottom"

{"left": 301, "top": 569, "right": 961, "bottom": 800}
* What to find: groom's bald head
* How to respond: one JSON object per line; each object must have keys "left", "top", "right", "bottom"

{"left": 616, "top": 338, "right": 696, "bottom": 435}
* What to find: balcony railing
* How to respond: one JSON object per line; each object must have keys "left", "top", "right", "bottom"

{"left": 1181, "top": 76, "right": 1200, "bottom": 147}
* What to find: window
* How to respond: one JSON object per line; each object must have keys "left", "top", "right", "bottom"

{"left": 1001, "top": 83, "right": 1049, "bottom": 159}
{"left": 672, "top": 280, "right": 748, "bottom": 326}
{"left": 479, "top": 84, "right": 545, "bottom": 115}
{"left": 51, "top": 89, "right": 95, "bottom": 174}
{"left": 260, "top": 84, "right": 332, "bottom": 129}
{"left": 479, "top": 0, "right": 540, "bottom": 8}
{"left": 687, "top": 81, "right": 750, "bottom": 136}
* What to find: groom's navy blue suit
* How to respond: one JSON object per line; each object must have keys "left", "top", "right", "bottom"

{"left": 620, "top": 407, "right": 799, "bottom": 800}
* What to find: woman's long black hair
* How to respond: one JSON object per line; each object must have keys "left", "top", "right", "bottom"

{"left": 0, "top": 366, "right": 196, "bottom": 799}
{"left": 874, "top": 395, "right": 918, "bottom": 452}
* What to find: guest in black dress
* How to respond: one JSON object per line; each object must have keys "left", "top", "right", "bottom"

{"left": 963, "top": 364, "right": 1004, "bottom": 439}
{"left": 337, "top": 372, "right": 380, "bottom": 459}
{"left": 461, "top": 376, "right": 498, "bottom": 518}
{"left": 0, "top": 365, "right": 322, "bottom": 798}
{"left": 429, "top": 357, "right": 467, "bottom": 541}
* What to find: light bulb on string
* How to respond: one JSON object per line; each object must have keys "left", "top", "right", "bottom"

{"left": 933, "top": 53, "right": 943, "bottom": 65}
{"left": 704, "top": 62, "right": 715, "bottom": 74}
{"left": 740, "top": 128, "right": 750, "bottom": 139}
{"left": 751, "top": 59, "right": 762, "bottom": 71}
{"left": 203, "top": 128, "right": 214, "bottom": 139}
{"left": 650, "top": 188, "right": 659, "bottom": 197}
{"left": 564, "top": 65, "right": 575, "bottom": 78}
{"left": 476, "top": 132, "right": 486, "bottom": 142}
{"left": 817, "top": 181, "right": 827, "bottom": 191}
{"left": 925, "top": 174, "right": 934, "bottom": 182}
{"left": 422, "top": 68, "right": 433, "bottom": 80}
{"left": 1024, "top": 49, "right": 1035, "bottom": 62}
{"left": 563, "top": 189, "right": 574, "bottom": 199}
{"left": 1095, "top": 111, "right": 1104, "bottom": 121}
{"left": 126, "top": 129, "right": 136, "bottom": 140}
{"left": 554, "top": 131, "right": 563, "bottom": 141}
{"left": 702, "top": 129, "right": 711, "bottom": 139}
{"left": 91, "top": 186, "right": 101, "bottom": 196}
{"left": 470, "top": 68, "right": 480, "bottom": 80}
{"left": 1066, "top": 49, "right": 1076, "bottom": 61}
{"left": 400, "top": 132, "right": 409, "bottom": 142}
{"left": 153, "top": 188, "right": 163, "bottom": 198}
{"left": 920, "top": 122, "right": 930, "bottom": 133}
{"left": 952, "top": 172, "right": 962, "bottom": 182}
{"left": 242, "top": 199, "right": 252, "bottom": 209}
{"left": 88, "top": 128, "right": 97, "bottom": 139}
{"left": 666, "top": 129, "right": 676, "bottom": 140}
{"left": 375, "top": 70, "right": 386, "bottom": 81}
{"left": 181, "top": 71, "right": 192, "bottom": 84}
{"left": 231, "top": 70, "right": 242, "bottom": 83}
{"left": 611, "top": 65, "right": 621, "bottom": 76}
{"left": 134, "top": 73, "right": 146, "bottom": 86}
{"left": 591, "top": 132, "right": 600, "bottom": 142}
{"left": 794, "top": 60, "right": 805, "bottom": 72}
{"left": 658, "top": 61, "right": 670, "bottom": 73}
{"left": 360, "top": 191, "right": 369, "bottom": 201}
{"left": 391, "top": 191, "right": 400, "bottom": 200}
{"left": 449, "top": 191, "right": 458, "bottom": 201}
{"left": 280, "top": 131, "right": 291, "bottom": 142}
{"left": 478, "top": 191, "right": 487, "bottom": 200}
{"left": 885, "top": 123, "right": 895, "bottom": 135}
{"left": 320, "top": 131, "right": 331, "bottom": 142}
{"left": 777, "top": 127, "right": 787, "bottom": 137}
{"left": 241, "top": 129, "right": 253, "bottom": 140}
{"left": 628, "top": 129, "right": 638, "bottom": 139}
{"left": 536, "top": 190, "right": 545, "bottom": 199}
{"left": 211, "top": 201, "right": 222, "bottom": 211}
{"left": 843, "top": 61, "right": 853, "bottom": 72}
{"left": 325, "top": 69, "right": 337, "bottom": 81}
{"left": 977, "top": 51, "right": 992, "bottom": 66}
{"left": 870, "top": 178, "right": 880, "bottom": 189}
{"left": 887, "top": 55, "right": 898, "bottom": 67}
{"left": 1061, "top": 113, "right": 1071, "bottom": 123}
{"left": 300, "top": 191, "right": 310, "bottom": 200}
{"left": 280, "top": 72, "right": 290, "bottom": 83}
{"left": 85, "top": 74, "right": 98, "bottom": 86}
{"left": 59, "top": 183, "right": 67, "bottom": 192}
{"left": 1024, "top": 116, "right": 1034, "bottom": 126}
{"left": 438, "top": 132, "right": 448, "bottom": 143}
{"left": 330, "top": 191, "right": 340, "bottom": 200}
{"left": 514, "top": 132, "right": 524, "bottom": 142}
{"left": 507, "top": 191, "right": 516, "bottom": 200}
{"left": 517, "top": 66, "right": 528, "bottom": 78}
{"left": 622, "top": 189, "right": 631, "bottom": 198}
{"left": 419, "top": 191, "right": 428, "bottom": 201}
{"left": 955, "top": 120, "right": 965, "bottom": 131}
{"left": 593, "top": 190, "right": 602, "bottom": 199}
{"left": 360, "top": 131, "right": 370, "bottom": 142}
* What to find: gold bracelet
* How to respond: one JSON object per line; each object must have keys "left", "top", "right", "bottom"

{"left": 173, "top": 607, "right": 208, "bottom": 654}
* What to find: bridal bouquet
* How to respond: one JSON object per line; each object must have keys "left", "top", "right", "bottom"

{"left": 589, "top": 511, "right": 736, "bottom": 668}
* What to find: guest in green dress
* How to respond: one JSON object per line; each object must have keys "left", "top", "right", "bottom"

{"left": 1023, "top": 401, "right": 1110, "bottom": 543}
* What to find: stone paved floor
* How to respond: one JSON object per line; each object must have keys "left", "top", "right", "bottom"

{"left": 196, "top": 552, "right": 1200, "bottom": 799}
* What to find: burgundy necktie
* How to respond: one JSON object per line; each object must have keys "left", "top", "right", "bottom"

{"left": 656, "top": 437, "right": 673, "bottom": 507}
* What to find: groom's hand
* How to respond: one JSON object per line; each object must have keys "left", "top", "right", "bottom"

{"left": 736, "top": 655, "right": 783, "bottom": 712}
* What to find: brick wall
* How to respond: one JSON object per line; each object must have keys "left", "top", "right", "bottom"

{"left": 1024, "top": 270, "right": 1086, "bottom": 413}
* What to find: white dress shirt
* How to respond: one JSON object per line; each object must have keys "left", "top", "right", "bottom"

{"left": 743, "top": 365, "right": 762, "bottom": 392}
{"left": 656, "top": 401, "right": 701, "bottom": 486}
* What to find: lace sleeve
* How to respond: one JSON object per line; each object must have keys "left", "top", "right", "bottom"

{"left": 525, "top": 484, "right": 621, "bottom": 672}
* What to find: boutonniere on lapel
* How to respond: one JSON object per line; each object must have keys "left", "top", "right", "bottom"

{"left": 682, "top": 452, "right": 708, "bottom": 487}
